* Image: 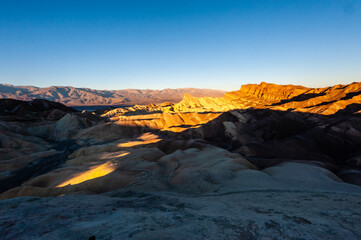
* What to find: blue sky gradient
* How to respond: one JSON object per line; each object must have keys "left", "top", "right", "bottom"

{"left": 1, "top": 0, "right": 360, "bottom": 90}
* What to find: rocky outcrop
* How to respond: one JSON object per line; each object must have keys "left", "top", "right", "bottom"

{"left": 2, "top": 187, "right": 361, "bottom": 240}
{"left": 173, "top": 82, "right": 361, "bottom": 115}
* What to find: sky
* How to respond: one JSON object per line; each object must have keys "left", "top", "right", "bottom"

{"left": 0, "top": 0, "right": 360, "bottom": 91}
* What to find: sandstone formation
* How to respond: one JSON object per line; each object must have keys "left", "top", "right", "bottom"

{"left": 173, "top": 82, "right": 361, "bottom": 115}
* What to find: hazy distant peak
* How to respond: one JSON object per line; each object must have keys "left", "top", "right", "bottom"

{"left": 0, "top": 84, "right": 225, "bottom": 106}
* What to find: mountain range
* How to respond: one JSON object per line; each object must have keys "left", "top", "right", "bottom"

{"left": 0, "top": 84, "right": 225, "bottom": 106}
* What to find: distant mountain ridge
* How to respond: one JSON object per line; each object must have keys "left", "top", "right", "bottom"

{"left": 0, "top": 84, "right": 225, "bottom": 106}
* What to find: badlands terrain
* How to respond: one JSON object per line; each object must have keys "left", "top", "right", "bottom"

{"left": 1, "top": 82, "right": 361, "bottom": 239}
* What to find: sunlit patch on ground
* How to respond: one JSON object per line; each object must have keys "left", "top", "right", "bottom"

{"left": 116, "top": 138, "right": 161, "bottom": 147}
{"left": 56, "top": 160, "right": 122, "bottom": 187}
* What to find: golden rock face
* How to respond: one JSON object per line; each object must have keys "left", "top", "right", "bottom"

{"left": 170, "top": 82, "right": 361, "bottom": 115}
{"left": 93, "top": 81, "right": 361, "bottom": 120}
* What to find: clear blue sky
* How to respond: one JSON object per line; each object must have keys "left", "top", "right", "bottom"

{"left": 1, "top": 0, "right": 360, "bottom": 91}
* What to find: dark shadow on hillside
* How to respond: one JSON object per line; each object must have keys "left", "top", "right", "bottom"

{"left": 304, "top": 100, "right": 337, "bottom": 108}
{"left": 84, "top": 107, "right": 361, "bottom": 173}
{"left": 271, "top": 92, "right": 325, "bottom": 106}
{"left": 156, "top": 107, "right": 361, "bottom": 186}
{"left": 335, "top": 103, "right": 361, "bottom": 115}
{"left": 341, "top": 91, "right": 361, "bottom": 100}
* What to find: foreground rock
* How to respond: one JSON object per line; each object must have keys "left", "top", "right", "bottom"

{"left": 1, "top": 190, "right": 360, "bottom": 239}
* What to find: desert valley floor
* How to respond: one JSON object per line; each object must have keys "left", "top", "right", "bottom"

{"left": 1, "top": 82, "right": 361, "bottom": 239}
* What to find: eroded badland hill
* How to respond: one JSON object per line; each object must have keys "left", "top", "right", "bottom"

{"left": 1, "top": 82, "right": 361, "bottom": 239}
